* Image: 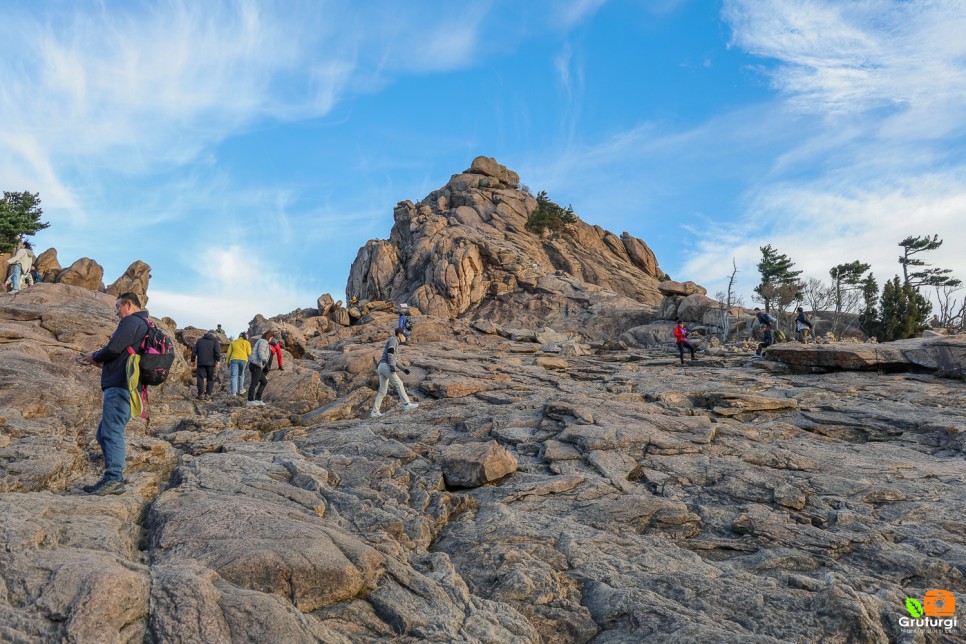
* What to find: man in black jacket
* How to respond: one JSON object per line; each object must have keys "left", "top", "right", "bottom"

{"left": 191, "top": 330, "right": 222, "bottom": 401}
{"left": 79, "top": 292, "right": 150, "bottom": 495}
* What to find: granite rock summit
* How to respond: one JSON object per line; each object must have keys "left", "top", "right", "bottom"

{"left": 347, "top": 157, "right": 665, "bottom": 337}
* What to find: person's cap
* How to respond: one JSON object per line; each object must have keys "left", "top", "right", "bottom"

{"left": 676, "top": 319, "right": 683, "bottom": 324}
{"left": 208, "top": 329, "right": 216, "bottom": 334}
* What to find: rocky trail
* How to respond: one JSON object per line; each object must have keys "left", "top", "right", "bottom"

{"left": 2, "top": 285, "right": 965, "bottom": 643}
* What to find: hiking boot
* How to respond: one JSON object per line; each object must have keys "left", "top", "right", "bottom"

{"left": 82, "top": 477, "right": 107, "bottom": 493}
{"left": 370, "top": 410, "right": 383, "bottom": 418}
{"left": 88, "top": 478, "right": 125, "bottom": 496}
{"left": 403, "top": 402, "right": 419, "bottom": 411}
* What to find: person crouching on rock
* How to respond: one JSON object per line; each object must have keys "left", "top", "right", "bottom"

{"left": 371, "top": 327, "right": 419, "bottom": 418}
{"left": 755, "top": 324, "right": 774, "bottom": 359}
{"left": 673, "top": 320, "right": 696, "bottom": 365}
{"left": 246, "top": 331, "right": 276, "bottom": 407}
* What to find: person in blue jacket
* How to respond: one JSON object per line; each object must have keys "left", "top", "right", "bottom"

{"left": 79, "top": 292, "right": 150, "bottom": 495}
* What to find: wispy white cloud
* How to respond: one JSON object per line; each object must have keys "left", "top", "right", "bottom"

{"left": 723, "top": 0, "right": 966, "bottom": 123}
{"left": 676, "top": 0, "right": 966, "bottom": 305}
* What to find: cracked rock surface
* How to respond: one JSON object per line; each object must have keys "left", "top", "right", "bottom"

{"left": 1, "top": 285, "right": 964, "bottom": 642}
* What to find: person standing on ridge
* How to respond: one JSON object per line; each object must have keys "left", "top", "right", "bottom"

{"left": 225, "top": 331, "right": 252, "bottom": 396}
{"left": 191, "top": 330, "right": 221, "bottom": 400}
{"left": 78, "top": 292, "right": 150, "bottom": 495}
{"left": 247, "top": 331, "right": 275, "bottom": 407}
{"left": 215, "top": 323, "right": 226, "bottom": 336}
{"left": 5, "top": 240, "right": 34, "bottom": 292}
{"left": 673, "top": 320, "right": 697, "bottom": 365}
{"left": 371, "top": 327, "right": 419, "bottom": 418}
{"left": 795, "top": 307, "right": 814, "bottom": 343}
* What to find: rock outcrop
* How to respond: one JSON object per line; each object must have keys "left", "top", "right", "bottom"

{"left": 765, "top": 334, "right": 966, "bottom": 376}
{"left": 106, "top": 260, "right": 152, "bottom": 305}
{"left": 347, "top": 157, "right": 666, "bottom": 339}
{"left": 35, "top": 248, "right": 61, "bottom": 282}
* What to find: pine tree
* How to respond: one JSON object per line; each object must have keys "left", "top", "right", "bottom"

{"left": 0, "top": 191, "right": 48, "bottom": 253}
{"left": 858, "top": 273, "right": 880, "bottom": 338}
{"left": 898, "top": 234, "right": 962, "bottom": 289}
{"left": 754, "top": 245, "right": 802, "bottom": 314}
{"left": 829, "top": 260, "right": 872, "bottom": 333}
{"left": 526, "top": 191, "right": 577, "bottom": 234}
{"left": 878, "top": 276, "right": 931, "bottom": 341}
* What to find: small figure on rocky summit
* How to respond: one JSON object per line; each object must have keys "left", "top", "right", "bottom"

{"left": 673, "top": 319, "right": 697, "bottom": 365}
{"left": 191, "top": 330, "right": 221, "bottom": 401}
{"left": 78, "top": 292, "right": 150, "bottom": 495}
{"left": 5, "top": 240, "right": 34, "bottom": 292}
{"left": 795, "top": 307, "right": 814, "bottom": 343}
{"left": 370, "top": 327, "right": 419, "bottom": 418}
{"left": 225, "top": 331, "right": 252, "bottom": 396}
{"left": 246, "top": 331, "right": 276, "bottom": 407}
{"left": 754, "top": 324, "right": 774, "bottom": 359}
{"left": 215, "top": 323, "right": 226, "bottom": 336}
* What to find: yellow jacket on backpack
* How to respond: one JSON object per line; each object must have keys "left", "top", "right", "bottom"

{"left": 225, "top": 338, "right": 252, "bottom": 362}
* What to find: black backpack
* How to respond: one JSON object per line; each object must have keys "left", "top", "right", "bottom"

{"left": 128, "top": 318, "right": 176, "bottom": 385}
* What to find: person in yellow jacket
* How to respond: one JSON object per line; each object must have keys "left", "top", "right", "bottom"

{"left": 225, "top": 332, "right": 252, "bottom": 396}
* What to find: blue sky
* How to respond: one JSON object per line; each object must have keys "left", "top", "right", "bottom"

{"left": 2, "top": 0, "right": 964, "bottom": 332}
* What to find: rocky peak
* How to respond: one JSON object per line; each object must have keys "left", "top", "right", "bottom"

{"left": 347, "top": 157, "right": 666, "bottom": 336}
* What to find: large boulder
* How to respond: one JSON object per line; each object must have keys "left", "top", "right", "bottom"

{"left": 35, "top": 248, "right": 61, "bottom": 282}
{"left": 106, "top": 260, "right": 152, "bottom": 305}
{"left": 658, "top": 280, "right": 707, "bottom": 297}
{"left": 55, "top": 258, "right": 105, "bottom": 292}
{"left": 439, "top": 440, "right": 518, "bottom": 488}
{"left": 316, "top": 293, "right": 335, "bottom": 317}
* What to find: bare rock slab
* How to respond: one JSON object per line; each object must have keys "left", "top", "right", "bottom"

{"left": 440, "top": 440, "right": 518, "bottom": 488}
{"left": 766, "top": 335, "right": 966, "bottom": 377}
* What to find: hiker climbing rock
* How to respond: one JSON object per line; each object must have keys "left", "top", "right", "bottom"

{"left": 191, "top": 330, "right": 221, "bottom": 401}
{"left": 78, "top": 292, "right": 149, "bottom": 495}
{"left": 246, "top": 331, "right": 275, "bottom": 407}
{"left": 5, "top": 240, "right": 34, "bottom": 292}
{"left": 226, "top": 331, "right": 252, "bottom": 396}
{"left": 371, "top": 327, "right": 419, "bottom": 418}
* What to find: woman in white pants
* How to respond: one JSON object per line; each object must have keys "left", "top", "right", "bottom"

{"left": 371, "top": 328, "right": 419, "bottom": 417}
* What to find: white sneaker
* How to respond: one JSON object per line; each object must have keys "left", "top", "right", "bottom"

{"left": 403, "top": 402, "right": 419, "bottom": 411}
{"left": 255, "top": 400, "right": 266, "bottom": 407}
{"left": 370, "top": 410, "right": 383, "bottom": 418}
{"left": 245, "top": 400, "right": 258, "bottom": 407}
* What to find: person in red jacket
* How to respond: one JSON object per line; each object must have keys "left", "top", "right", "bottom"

{"left": 268, "top": 337, "right": 284, "bottom": 371}
{"left": 674, "top": 320, "right": 696, "bottom": 365}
